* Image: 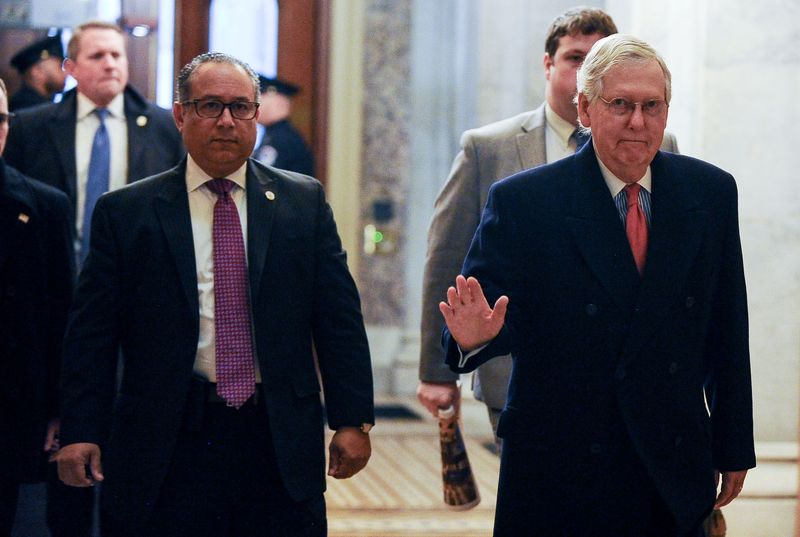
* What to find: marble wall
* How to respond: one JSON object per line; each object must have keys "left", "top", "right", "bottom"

{"left": 609, "top": 0, "right": 800, "bottom": 444}
{"left": 335, "top": 0, "right": 800, "bottom": 443}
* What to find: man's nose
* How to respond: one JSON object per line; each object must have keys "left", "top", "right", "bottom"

{"left": 628, "top": 103, "right": 646, "bottom": 128}
{"left": 217, "top": 107, "right": 236, "bottom": 126}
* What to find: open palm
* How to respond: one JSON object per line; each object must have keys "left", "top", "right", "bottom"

{"left": 439, "top": 275, "right": 508, "bottom": 352}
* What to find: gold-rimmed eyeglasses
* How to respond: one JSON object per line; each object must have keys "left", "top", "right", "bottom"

{"left": 598, "top": 97, "right": 668, "bottom": 117}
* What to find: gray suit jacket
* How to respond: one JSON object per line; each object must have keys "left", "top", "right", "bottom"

{"left": 419, "top": 103, "right": 679, "bottom": 410}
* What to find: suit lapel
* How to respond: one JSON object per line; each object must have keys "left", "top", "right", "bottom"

{"left": 516, "top": 105, "right": 547, "bottom": 170}
{"left": 47, "top": 93, "right": 79, "bottom": 206}
{"left": 623, "top": 152, "right": 707, "bottom": 359}
{"left": 0, "top": 165, "right": 36, "bottom": 269}
{"left": 565, "top": 144, "right": 640, "bottom": 312}
{"left": 154, "top": 162, "right": 199, "bottom": 318}
{"left": 125, "top": 89, "right": 150, "bottom": 184}
{"left": 245, "top": 161, "right": 277, "bottom": 301}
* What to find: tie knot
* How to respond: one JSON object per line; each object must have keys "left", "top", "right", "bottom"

{"left": 571, "top": 129, "right": 590, "bottom": 150}
{"left": 624, "top": 183, "right": 641, "bottom": 206}
{"left": 207, "top": 178, "right": 235, "bottom": 196}
{"left": 95, "top": 108, "right": 108, "bottom": 122}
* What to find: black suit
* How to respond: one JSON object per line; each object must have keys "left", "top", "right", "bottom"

{"left": 8, "top": 84, "right": 48, "bottom": 112}
{"left": 0, "top": 160, "right": 74, "bottom": 534}
{"left": 4, "top": 85, "right": 184, "bottom": 228}
{"left": 446, "top": 143, "right": 754, "bottom": 536}
{"left": 59, "top": 159, "right": 373, "bottom": 536}
{"left": 4, "top": 83, "right": 183, "bottom": 537}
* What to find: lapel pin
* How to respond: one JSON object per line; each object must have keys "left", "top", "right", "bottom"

{"left": 136, "top": 115, "right": 148, "bottom": 127}
{"left": 265, "top": 191, "right": 275, "bottom": 201}
{"left": 18, "top": 213, "right": 30, "bottom": 224}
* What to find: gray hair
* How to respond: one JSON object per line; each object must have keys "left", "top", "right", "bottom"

{"left": 175, "top": 52, "right": 260, "bottom": 103}
{"left": 577, "top": 33, "right": 672, "bottom": 106}
{"left": 0, "top": 78, "right": 6, "bottom": 99}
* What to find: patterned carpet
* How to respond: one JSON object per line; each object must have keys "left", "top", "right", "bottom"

{"left": 327, "top": 432, "right": 499, "bottom": 536}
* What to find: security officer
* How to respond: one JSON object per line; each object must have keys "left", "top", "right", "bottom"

{"left": 8, "top": 33, "right": 66, "bottom": 111}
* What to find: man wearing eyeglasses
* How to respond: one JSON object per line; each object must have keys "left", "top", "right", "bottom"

{"left": 440, "top": 34, "right": 753, "bottom": 536}
{"left": 52, "top": 53, "right": 374, "bottom": 537}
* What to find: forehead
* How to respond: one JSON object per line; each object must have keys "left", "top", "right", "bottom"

{"left": 77, "top": 29, "right": 125, "bottom": 54}
{"left": 601, "top": 60, "right": 666, "bottom": 98}
{"left": 188, "top": 62, "right": 253, "bottom": 99}
{"left": 557, "top": 32, "right": 604, "bottom": 54}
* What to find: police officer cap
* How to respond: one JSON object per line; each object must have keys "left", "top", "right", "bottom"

{"left": 10, "top": 34, "right": 64, "bottom": 74}
{"left": 258, "top": 75, "right": 300, "bottom": 97}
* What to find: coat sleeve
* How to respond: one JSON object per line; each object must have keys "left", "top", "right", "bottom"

{"left": 309, "top": 184, "right": 374, "bottom": 429}
{"left": 703, "top": 177, "right": 755, "bottom": 472}
{"left": 443, "top": 181, "right": 517, "bottom": 374}
{"left": 419, "top": 132, "right": 486, "bottom": 382}
{"left": 44, "top": 189, "right": 76, "bottom": 419}
{"left": 59, "top": 195, "right": 122, "bottom": 447}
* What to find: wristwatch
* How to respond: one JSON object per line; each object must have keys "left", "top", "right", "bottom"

{"left": 359, "top": 423, "right": 373, "bottom": 434}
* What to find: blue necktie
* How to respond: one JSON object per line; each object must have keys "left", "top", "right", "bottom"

{"left": 81, "top": 108, "right": 110, "bottom": 263}
{"left": 571, "top": 129, "right": 590, "bottom": 151}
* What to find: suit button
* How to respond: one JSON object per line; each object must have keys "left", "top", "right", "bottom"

{"left": 615, "top": 366, "right": 626, "bottom": 380}
{"left": 669, "top": 362, "right": 678, "bottom": 375}
{"left": 674, "top": 436, "right": 683, "bottom": 448}
{"left": 685, "top": 296, "right": 695, "bottom": 308}
{"left": 6, "top": 285, "right": 15, "bottom": 297}
{"left": 590, "top": 443, "right": 604, "bottom": 454}
{"left": 585, "top": 303, "right": 598, "bottom": 316}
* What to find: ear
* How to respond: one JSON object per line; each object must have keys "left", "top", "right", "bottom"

{"left": 172, "top": 101, "right": 184, "bottom": 132}
{"left": 543, "top": 53, "right": 553, "bottom": 81}
{"left": 577, "top": 93, "right": 592, "bottom": 128}
{"left": 62, "top": 58, "right": 76, "bottom": 78}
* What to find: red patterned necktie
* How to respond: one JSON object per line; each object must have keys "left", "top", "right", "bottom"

{"left": 624, "top": 183, "right": 648, "bottom": 275}
{"left": 206, "top": 178, "right": 256, "bottom": 408}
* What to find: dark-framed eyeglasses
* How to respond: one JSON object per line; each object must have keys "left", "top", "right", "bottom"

{"left": 0, "top": 112, "right": 16, "bottom": 124}
{"left": 598, "top": 97, "right": 668, "bottom": 117}
{"left": 182, "top": 99, "right": 259, "bottom": 120}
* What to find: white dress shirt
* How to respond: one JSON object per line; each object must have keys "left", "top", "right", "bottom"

{"left": 544, "top": 103, "right": 581, "bottom": 163}
{"left": 185, "top": 156, "right": 261, "bottom": 382}
{"left": 75, "top": 92, "right": 128, "bottom": 240}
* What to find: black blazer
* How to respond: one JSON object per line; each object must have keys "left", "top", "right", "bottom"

{"left": 4, "top": 86, "right": 184, "bottom": 228}
{"left": 0, "top": 160, "right": 74, "bottom": 482}
{"left": 445, "top": 143, "right": 754, "bottom": 535}
{"left": 59, "top": 159, "right": 374, "bottom": 533}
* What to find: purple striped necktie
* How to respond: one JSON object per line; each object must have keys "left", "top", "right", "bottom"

{"left": 206, "top": 178, "right": 256, "bottom": 408}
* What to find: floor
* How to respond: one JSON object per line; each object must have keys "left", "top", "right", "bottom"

{"left": 13, "top": 396, "right": 798, "bottom": 537}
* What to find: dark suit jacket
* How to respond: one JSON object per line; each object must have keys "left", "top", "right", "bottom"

{"left": 445, "top": 143, "right": 754, "bottom": 534}
{"left": 59, "top": 159, "right": 373, "bottom": 534}
{"left": 0, "top": 159, "right": 74, "bottom": 482}
{"left": 3, "top": 85, "right": 184, "bottom": 229}
{"left": 9, "top": 84, "right": 48, "bottom": 112}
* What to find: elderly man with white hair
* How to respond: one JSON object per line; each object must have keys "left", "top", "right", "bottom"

{"left": 440, "top": 34, "right": 754, "bottom": 536}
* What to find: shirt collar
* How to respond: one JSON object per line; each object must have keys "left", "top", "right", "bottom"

{"left": 544, "top": 102, "right": 579, "bottom": 147}
{"left": 186, "top": 155, "right": 248, "bottom": 193}
{"left": 76, "top": 91, "right": 125, "bottom": 120}
{"left": 595, "top": 154, "right": 652, "bottom": 198}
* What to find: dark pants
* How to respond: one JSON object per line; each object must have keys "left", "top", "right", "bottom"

{"left": 46, "top": 464, "right": 95, "bottom": 537}
{"left": 0, "top": 478, "right": 19, "bottom": 537}
{"left": 493, "top": 428, "right": 705, "bottom": 537}
{"left": 141, "top": 387, "right": 326, "bottom": 537}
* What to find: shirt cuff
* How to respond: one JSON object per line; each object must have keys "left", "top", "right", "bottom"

{"left": 457, "top": 343, "right": 489, "bottom": 369}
